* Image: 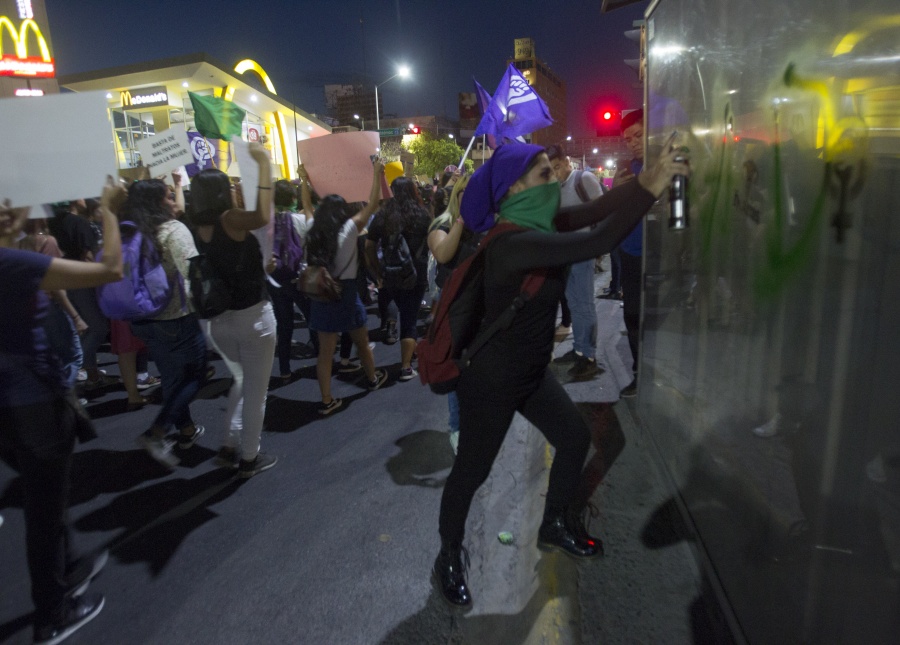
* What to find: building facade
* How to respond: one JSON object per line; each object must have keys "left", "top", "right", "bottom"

{"left": 507, "top": 38, "right": 567, "bottom": 147}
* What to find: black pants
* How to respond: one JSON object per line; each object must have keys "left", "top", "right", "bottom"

{"left": 620, "top": 251, "right": 642, "bottom": 370}
{"left": 558, "top": 295, "right": 571, "bottom": 328}
{"left": 0, "top": 397, "right": 75, "bottom": 623}
{"left": 438, "top": 366, "right": 591, "bottom": 543}
{"left": 268, "top": 282, "right": 316, "bottom": 374}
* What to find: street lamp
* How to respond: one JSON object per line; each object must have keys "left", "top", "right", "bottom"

{"left": 354, "top": 113, "right": 365, "bottom": 130}
{"left": 448, "top": 133, "right": 454, "bottom": 139}
{"left": 375, "top": 65, "right": 411, "bottom": 131}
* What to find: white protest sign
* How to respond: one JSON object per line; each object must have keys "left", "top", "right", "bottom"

{"left": 230, "top": 136, "right": 272, "bottom": 265}
{"left": 0, "top": 91, "right": 118, "bottom": 208}
{"left": 230, "top": 135, "right": 259, "bottom": 211}
{"left": 136, "top": 129, "right": 194, "bottom": 177}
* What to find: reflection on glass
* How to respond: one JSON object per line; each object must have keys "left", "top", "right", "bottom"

{"left": 641, "top": 0, "right": 900, "bottom": 642}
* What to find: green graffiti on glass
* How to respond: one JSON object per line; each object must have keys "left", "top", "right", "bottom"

{"left": 752, "top": 144, "right": 829, "bottom": 299}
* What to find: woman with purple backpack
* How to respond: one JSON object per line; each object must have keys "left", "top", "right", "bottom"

{"left": 126, "top": 180, "right": 208, "bottom": 469}
{"left": 267, "top": 174, "right": 314, "bottom": 384}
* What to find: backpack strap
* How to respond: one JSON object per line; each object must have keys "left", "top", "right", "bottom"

{"left": 456, "top": 224, "right": 547, "bottom": 367}
{"left": 573, "top": 170, "right": 591, "bottom": 204}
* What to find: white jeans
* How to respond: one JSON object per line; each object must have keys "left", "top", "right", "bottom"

{"left": 205, "top": 301, "right": 276, "bottom": 461}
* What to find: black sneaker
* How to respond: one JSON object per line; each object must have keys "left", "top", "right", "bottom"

{"left": 621, "top": 379, "right": 638, "bottom": 398}
{"left": 237, "top": 452, "right": 277, "bottom": 479}
{"left": 213, "top": 446, "right": 239, "bottom": 468}
{"left": 568, "top": 355, "right": 601, "bottom": 380}
{"left": 552, "top": 349, "right": 578, "bottom": 364}
{"left": 398, "top": 366, "right": 418, "bottom": 382}
{"left": 318, "top": 398, "right": 343, "bottom": 415}
{"left": 34, "top": 593, "right": 104, "bottom": 645}
{"left": 176, "top": 425, "right": 205, "bottom": 450}
{"left": 368, "top": 369, "right": 389, "bottom": 391}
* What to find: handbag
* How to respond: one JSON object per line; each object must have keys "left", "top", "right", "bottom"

{"left": 296, "top": 253, "right": 354, "bottom": 302}
{"left": 296, "top": 264, "right": 342, "bottom": 302}
{"left": 187, "top": 253, "right": 233, "bottom": 318}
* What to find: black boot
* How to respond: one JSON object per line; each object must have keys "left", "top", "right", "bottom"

{"left": 537, "top": 505, "right": 604, "bottom": 559}
{"left": 431, "top": 540, "right": 473, "bottom": 610}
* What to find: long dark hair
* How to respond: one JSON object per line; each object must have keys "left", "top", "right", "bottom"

{"left": 190, "top": 169, "right": 232, "bottom": 225}
{"left": 383, "top": 176, "right": 428, "bottom": 236}
{"left": 123, "top": 179, "right": 170, "bottom": 255}
{"left": 306, "top": 195, "right": 350, "bottom": 267}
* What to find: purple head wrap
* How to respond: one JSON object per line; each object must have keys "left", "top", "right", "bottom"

{"left": 461, "top": 143, "right": 545, "bottom": 232}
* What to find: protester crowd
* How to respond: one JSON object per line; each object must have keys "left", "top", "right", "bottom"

{"left": 0, "top": 116, "right": 687, "bottom": 641}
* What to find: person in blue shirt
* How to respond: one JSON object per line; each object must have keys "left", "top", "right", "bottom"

{"left": 1, "top": 181, "right": 124, "bottom": 645}
{"left": 611, "top": 109, "right": 646, "bottom": 397}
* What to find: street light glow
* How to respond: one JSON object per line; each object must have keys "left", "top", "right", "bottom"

{"left": 566, "top": 135, "right": 572, "bottom": 141}
{"left": 448, "top": 134, "right": 454, "bottom": 139}
{"left": 398, "top": 65, "right": 411, "bottom": 78}
{"left": 592, "top": 148, "right": 598, "bottom": 154}
{"left": 606, "top": 159, "right": 614, "bottom": 167}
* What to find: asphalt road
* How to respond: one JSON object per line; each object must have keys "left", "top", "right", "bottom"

{"left": 0, "top": 272, "right": 708, "bottom": 644}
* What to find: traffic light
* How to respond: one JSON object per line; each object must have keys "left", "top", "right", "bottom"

{"left": 624, "top": 20, "right": 645, "bottom": 81}
{"left": 408, "top": 125, "right": 421, "bottom": 135}
{"left": 596, "top": 108, "right": 622, "bottom": 137}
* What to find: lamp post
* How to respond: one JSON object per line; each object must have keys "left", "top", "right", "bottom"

{"left": 354, "top": 113, "right": 365, "bottom": 130}
{"left": 375, "top": 65, "right": 410, "bottom": 131}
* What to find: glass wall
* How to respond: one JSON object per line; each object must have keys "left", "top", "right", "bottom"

{"left": 640, "top": 0, "right": 899, "bottom": 642}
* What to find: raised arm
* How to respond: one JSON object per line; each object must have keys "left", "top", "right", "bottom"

{"left": 428, "top": 216, "right": 465, "bottom": 264}
{"left": 223, "top": 143, "right": 273, "bottom": 231}
{"left": 350, "top": 159, "right": 385, "bottom": 231}
{"left": 40, "top": 179, "right": 125, "bottom": 291}
{"left": 297, "top": 164, "right": 314, "bottom": 218}
{"left": 493, "top": 148, "right": 689, "bottom": 280}
{"left": 171, "top": 170, "right": 185, "bottom": 217}
{"left": 555, "top": 148, "right": 686, "bottom": 232}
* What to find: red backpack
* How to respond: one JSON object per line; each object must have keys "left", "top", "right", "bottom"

{"left": 417, "top": 223, "right": 546, "bottom": 394}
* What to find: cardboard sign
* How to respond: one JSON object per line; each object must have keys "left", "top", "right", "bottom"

{"left": 296, "top": 131, "right": 381, "bottom": 203}
{"left": 0, "top": 91, "right": 118, "bottom": 208}
{"left": 135, "top": 128, "right": 194, "bottom": 177}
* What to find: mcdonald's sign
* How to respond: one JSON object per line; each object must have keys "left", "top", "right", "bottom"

{"left": 0, "top": 16, "right": 54, "bottom": 78}
{"left": 120, "top": 85, "right": 169, "bottom": 110}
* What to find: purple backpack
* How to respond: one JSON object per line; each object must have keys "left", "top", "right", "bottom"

{"left": 271, "top": 211, "right": 305, "bottom": 285}
{"left": 96, "top": 221, "right": 175, "bottom": 320}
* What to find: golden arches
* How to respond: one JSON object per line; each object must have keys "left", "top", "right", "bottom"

{"left": 0, "top": 17, "right": 51, "bottom": 61}
{"left": 225, "top": 58, "right": 292, "bottom": 179}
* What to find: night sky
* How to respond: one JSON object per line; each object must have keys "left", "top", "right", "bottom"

{"left": 45, "top": 0, "right": 646, "bottom": 136}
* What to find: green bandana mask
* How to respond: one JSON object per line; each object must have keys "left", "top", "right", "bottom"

{"left": 499, "top": 182, "right": 560, "bottom": 233}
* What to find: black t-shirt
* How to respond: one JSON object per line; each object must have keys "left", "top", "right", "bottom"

{"left": 197, "top": 220, "right": 268, "bottom": 311}
{"left": 368, "top": 207, "right": 432, "bottom": 288}
{"left": 470, "top": 180, "right": 657, "bottom": 383}
{"left": 48, "top": 212, "right": 97, "bottom": 260}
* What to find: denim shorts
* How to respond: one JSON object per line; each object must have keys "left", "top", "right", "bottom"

{"left": 309, "top": 279, "right": 367, "bottom": 333}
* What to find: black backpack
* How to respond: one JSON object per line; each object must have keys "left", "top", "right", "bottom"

{"left": 380, "top": 231, "right": 424, "bottom": 290}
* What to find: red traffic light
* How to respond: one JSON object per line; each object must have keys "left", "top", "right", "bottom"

{"left": 603, "top": 111, "right": 613, "bottom": 121}
{"left": 409, "top": 125, "right": 421, "bottom": 134}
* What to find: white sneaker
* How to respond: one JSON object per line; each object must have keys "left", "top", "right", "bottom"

{"left": 752, "top": 414, "right": 781, "bottom": 438}
{"left": 137, "top": 433, "right": 179, "bottom": 469}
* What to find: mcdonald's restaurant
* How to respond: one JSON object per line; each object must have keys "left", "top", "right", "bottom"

{"left": 59, "top": 52, "right": 332, "bottom": 180}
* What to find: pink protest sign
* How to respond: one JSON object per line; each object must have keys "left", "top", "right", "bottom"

{"left": 297, "top": 131, "right": 387, "bottom": 203}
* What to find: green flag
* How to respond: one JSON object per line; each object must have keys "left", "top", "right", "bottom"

{"left": 189, "top": 91, "right": 246, "bottom": 140}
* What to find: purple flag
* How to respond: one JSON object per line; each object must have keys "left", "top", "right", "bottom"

{"left": 474, "top": 64, "right": 553, "bottom": 142}
{"left": 473, "top": 78, "right": 498, "bottom": 149}
{"left": 184, "top": 131, "right": 215, "bottom": 177}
